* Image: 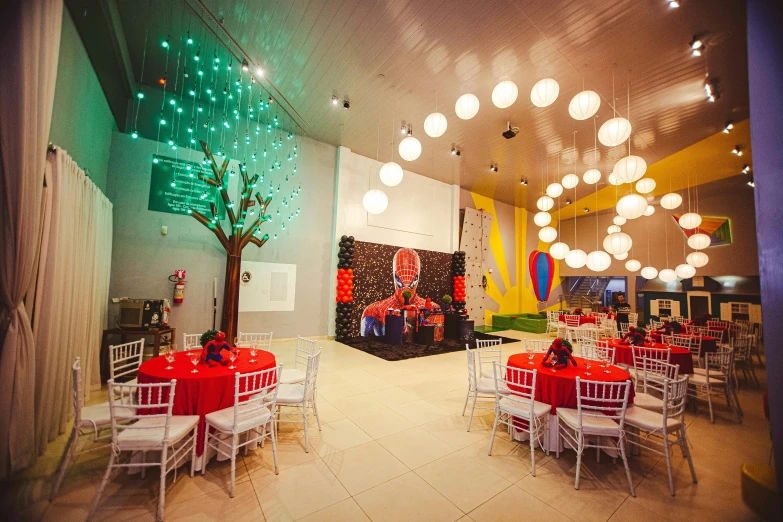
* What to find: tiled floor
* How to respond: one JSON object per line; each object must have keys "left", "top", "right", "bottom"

{"left": 2, "top": 331, "right": 769, "bottom": 521}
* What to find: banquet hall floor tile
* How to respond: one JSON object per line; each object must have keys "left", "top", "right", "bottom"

{"left": 3, "top": 332, "right": 767, "bottom": 521}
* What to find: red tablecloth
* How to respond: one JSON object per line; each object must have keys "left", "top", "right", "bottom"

{"left": 604, "top": 338, "right": 694, "bottom": 374}
{"left": 649, "top": 332, "right": 718, "bottom": 354}
{"left": 137, "top": 349, "right": 276, "bottom": 455}
{"left": 558, "top": 315, "right": 596, "bottom": 325}
{"left": 507, "top": 353, "right": 634, "bottom": 414}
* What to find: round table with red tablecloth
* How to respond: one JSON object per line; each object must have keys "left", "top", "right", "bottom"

{"left": 137, "top": 349, "right": 276, "bottom": 462}
{"left": 649, "top": 332, "right": 718, "bottom": 355}
{"left": 602, "top": 338, "right": 694, "bottom": 374}
{"left": 558, "top": 314, "right": 596, "bottom": 325}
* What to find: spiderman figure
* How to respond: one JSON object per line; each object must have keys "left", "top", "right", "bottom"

{"left": 360, "top": 248, "right": 439, "bottom": 336}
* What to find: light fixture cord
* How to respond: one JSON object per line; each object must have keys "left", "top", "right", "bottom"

{"left": 557, "top": 155, "right": 561, "bottom": 237}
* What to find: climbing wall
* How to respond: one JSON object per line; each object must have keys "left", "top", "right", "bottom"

{"left": 459, "top": 208, "right": 492, "bottom": 326}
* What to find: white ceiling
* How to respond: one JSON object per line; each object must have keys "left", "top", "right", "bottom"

{"left": 118, "top": 0, "right": 749, "bottom": 207}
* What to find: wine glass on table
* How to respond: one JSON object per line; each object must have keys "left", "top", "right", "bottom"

{"left": 165, "top": 346, "right": 176, "bottom": 370}
{"left": 602, "top": 353, "right": 612, "bottom": 374}
{"left": 584, "top": 360, "right": 592, "bottom": 376}
{"left": 228, "top": 347, "right": 239, "bottom": 369}
{"left": 189, "top": 351, "right": 200, "bottom": 373}
{"left": 249, "top": 344, "right": 258, "bottom": 363}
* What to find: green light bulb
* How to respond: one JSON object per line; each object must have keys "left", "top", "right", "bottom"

{"left": 153, "top": 158, "right": 159, "bottom": 163}
{"left": 206, "top": 88, "right": 212, "bottom": 94}
{"left": 162, "top": 39, "right": 169, "bottom": 48}
{"left": 194, "top": 53, "right": 200, "bottom": 61}
{"left": 160, "top": 118, "right": 166, "bottom": 125}
{"left": 189, "top": 90, "right": 195, "bottom": 96}
{"left": 198, "top": 105, "right": 203, "bottom": 112}
{"left": 170, "top": 182, "right": 176, "bottom": 187}
{"left": 131, "top": 130, "right": 138, "bottom": 138}
{"left": 198, "top": 70, "right": 203, "bottom": 76}
{"left": 137, "top": 90, "right": 144, "bottom": 99}
{"left": 187, "top": 37, "right": 193, "bottom": 45}
{"left": 177, "top": 107, "right": 182, "bottom": 113}
{"left": 169, "top": 99, "right": 176, "bottom": 105}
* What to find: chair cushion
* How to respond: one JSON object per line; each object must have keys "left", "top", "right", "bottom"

{"left": 689, "top": 373, "right": 726, "bottom": 385}
{"left": 280, "top": 368, "right": 306, "bottom": 384}
{"left": 81, "top": 402, "right": 133, "bottom": 427}
{"left": 557, "top": 407, "right": 621, "bottom": 436}
{"left": 205, "top": 403, "right": 273, "bottom": 433}
{"left": 633, "top": 392, "right": 664, "bottom": 412}
{"left": 475, "top": 378, "right": 511, "bottom": 395}
{"left": 624, "top": 406, "right": 681, "bottom": 432}
{"left": 693, "top": 367, "right": 727, "bottom": 379}
{"left": 276, "top": 383, "right": 307, "bottom": 404}
{"left": 117, "top": 415, "right": 199, "bottom": 450}
{"left": 498, "top": 396, "right": 551, "bottom": 419}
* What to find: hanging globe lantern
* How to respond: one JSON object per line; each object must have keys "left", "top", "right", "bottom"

{"left": 550, "top": 242, "right": 570, "bottom": 260}
{"left": 362, "top": 189, "right": 388, "bottom": 214}
{"left": 565, "top": 249, "right": 587, "bottom": 268}
{"left": 641, "top": 266, "right": 659, "bottom": 279}
{"left": 679, "top": 212, "right": 702, "bottom": 230}
{"left": 546, "top": 182, "right": 563, "bottom": 198}
{"left": 492, "top": 80, "right": 518, "bottom": 109}
{"left": 607, "top": 172, "right": 622, "bottom": 186}
{"left": 614, "top": 252, "right": 629, "bottom": 260}
{"left": 603, "top": 232, "right": 633, "bottom": 255}
{"left": 616, "top": 194, "right": 648, "bottom": 220}
{"left": 423, "top": 112, "right": 448, "bottom": 138}
{"left": 568, "top": 90, "right": 601, "bottom": 120}
{"left": 562, "top": 173, "right": 579, "bottom": 189}
{"left": 643, "top": 205, "right": 656, "bottom": 217}
{"left": 636, "top": 178, "right": 656, "bottom": 194}
{"left": 536, "top": 195, "right": 554, "bottom": 211}
{"left": 586, "top": 250, "right": 612, "bottom": 272}
{"left": 455, "top": 93, "right": 480, "bottom": 119}
{"left": 538, "top": 226, "right": 557, "bottom": 243}
{"left": 660, "top": 192, "right": 683, "bottom": 210}
{"left": 534, "top": 211, "right": 552, "bottom": 227}
{"left": 688, "top": 233, "right": 711, "bottom": 250}
{"left": 607, "top": 225, "right": 621, "bottom": 234}
{"left": 625, "top": 259, "right": 641, "bottom": 272}
{"left": 659, "top": 268, "right": 677, "bottom": 282}
{"left": 598, "top": 117, "right": 632, "bottom": 147}
{"left": 675, "top": 263, "right": 696, "bottom": 279}
{"left": 583, "top": 169, "right": 601, "bottom": 185}
{"left": 687, "top": 251, "right": 709, "bottom": 268}
{"left": 379, "top": 162, "right": 403, "bottom": 187}
{"left": 398, "top": 136, "right": 422, "bottom": 161}
{"left": 614, "top": 155, "right": 647, "bottom": 184}
{"left": 530, "top": 78, "right": 560, "bottom": 107}
{"left": 613, "top": 215, "right": 627, "bottom": 226}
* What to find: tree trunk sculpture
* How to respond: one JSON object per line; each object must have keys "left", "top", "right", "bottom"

{"left": 190, "top": 140, "right": 271, "bottom": 341}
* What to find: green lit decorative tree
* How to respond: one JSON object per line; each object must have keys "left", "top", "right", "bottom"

{"left": 190, "top": 140, "right": 270, "bottom": 341}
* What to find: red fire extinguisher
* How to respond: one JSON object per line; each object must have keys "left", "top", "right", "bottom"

{"left": 169, "top": 269, "right": 187, "bottom": 304}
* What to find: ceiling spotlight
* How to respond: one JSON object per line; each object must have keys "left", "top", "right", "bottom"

{"left": 731, "top": 146, "right": 743, "bottom": 156}
{"left": 343, "top": 99, "right": 350, "bottom": 109}
{"left": 401, "top": 121, "right": 408, "bottom": 135}
{"left": 690, "top": 37, "right": 704, "bottom": 56}
{"left": 742, "top": 164, "right": 751, "bottom": 174}
{"left": 747, "top": 179, "right": 756, "bottom": 188}
{"left": 668, "top": 1, "right": 679, "bottom": 7}
{"left": 241, "top": 59, "right": 249, "bottom": 71}
{"left": 520, "top": 178, "right": 528, "bottom": 185}
{"left": 451, "top": 145, "right": 461, "bottom": 156}
{"left": 565, "top": 199, "right": 571, "bottom": 205}
{"left": 407, "top": 123, "right": 412, "bottom": 136}
{"left": 256, "top": 67, "right": 264, "bottom": 76}
{"left": 490, "top": 163, "right": 498, "bottom": 172}
{"left": 723, "top": 122, "right": 734, "bottom": 134}
{"left": 704, "top": 78, "right": 720, "bottom": 102}
{"left": 331, "top": 95, "right": 338, "bottom": 106}
{"left": 584, "top": 207, "right": 590, "bottom": 213}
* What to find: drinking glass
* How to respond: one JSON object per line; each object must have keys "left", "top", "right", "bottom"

{"left": 249, "top": 345, "right": 258, "bottom": 363}
{"left": 165, "top": 347, "right": 176, "bottom": 370}
{"left": 585, "top": 361, "right": 592, "bottom": 376}
{"left": 527, "top": 352, "right": 535, "bottom": 365}
{"left": 228, "top": 348, "right": 239, "bottom": 369}
{"left": 602, "top": 354, "right": 612, "bottom": 374}
{"left": 190, "top": 351, "right": 200, "bottom": 373}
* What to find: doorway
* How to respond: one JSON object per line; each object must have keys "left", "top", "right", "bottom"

{"left": 687, "top": 291, "right": 711, "bottom": 319}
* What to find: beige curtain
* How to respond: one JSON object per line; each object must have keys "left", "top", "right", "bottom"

{"left": 33, "top": 149, "right": 113, "bottom": 454}
{"left": 0, "top": 0, "right": 63, "bottom": 478}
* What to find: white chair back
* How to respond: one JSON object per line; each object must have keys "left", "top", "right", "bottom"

{"left": 476, "top": 339, "right": 502, "bottom": 376}
{"left": 564, "top": 315, "right": 580, "bottom": 327}
{"left": 704, "top": 348, "right": 734, "bottom": 377}
{"left": 303, "top": 349, "right": 322, "bottom": 398}
{"left": 71, "top": 357, "right": 84, "bottom": 428}
{"left": 230, "top": 365, "right": 282, "bottom": 434}
{"left": 238, "top": 332, "right": 273, "bottom": 351}
{"left": 573, "top": 377, "right": 631, "bottom": 433}
{"left": 631, "top": 345, "right": 672, "bottom": 371}
{"left": 662, "top": 375, "right": 690, "bottom": 420}
{"left": 637, "top": 359, "right": 680, "bottom": 397}
{"left": 524, "top": 339, "right": 550, "bottom": 353}
{"left": 182, "top": 333, "right": 201, "bottom": 351}
{"left": 581, "top": 340, "right": 614, "bottom": 363}
{"left": 493, "top": 362, "right": 537, "bottom": 412}
{"left": 108, "top": 379, "right": 177, "bottom": 450}
{"left": 465, "top": 346, "right": 479, "bottom": 389}
{"left": 619, "top": 322, "right": 630, "bottom": 334}
{"left": 628, "top": 313, "right": 638, "bottom": 326}
{"left": 294, "top": 336, "right": 318, "bottom": 370}
{"left": 575, "top": 325, "right": 599, "bottom": 345}
{"left": 109, "top": 339, "right": 145, "bottom": 381}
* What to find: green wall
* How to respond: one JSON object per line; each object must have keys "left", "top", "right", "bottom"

{"left": 49, "top": 9, "right": 116, "bottom": 193}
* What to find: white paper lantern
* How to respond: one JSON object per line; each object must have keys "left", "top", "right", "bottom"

{"left": 641, "top": 266, "right": 659, "bottom": 279}
{"left": 616, "top": 194, "right": 648, "bottom": 220}
{"left": 613, "top": 216, "right": 627, "bottom": 226}
{"left": 659, "top": 268, "right": 677, "bottom": 282}
{"left": 675, "top": 263, "right": 697, "bottom": 279}
{"left": 398, "top": 136, "right": 422, "bottom": 161}
{"left": 538, "top": 226, "right": 557, "bottom": 243}
{"left": 607, "top": 225, "right": 621, "bottom": 234}
{"left": 603, "top": 232, "right": 633, "bottom": 255}
{"left": 568, "top": 90, "right": 601, "bottom": 120}
{"left": 636, "top": 178, "right": 656, "bottom": 194}
{"left": 536, "top": 195, "right": 554, "bottom": 211}
{"left": 598, "top": 117, "right": 632, "bottom": 147}
{"left": 625, "top": 259, "right": 641, "bottom": 272}
{"left": 688, "top": 233, "right": 711, "bottom": 250}
{"left": 660, "top": 192, "right": 683, "bottom": 210}
{"left": 534, "top": 211, "right": 552, "bottom": 227}
{"left": 614, "top": 252, "right": 629, "bottom": 260}
{"left": 586, "top": 250, "right": 612, "bottom": 272}
{"left": 643, "top": 205, "right": 656, "bottom": 217}
{"left": 423, "top": 112, "right": 448, "bottom": 138}
{"left": 546, "top": 182, "right": 563, "bottom": 198}
{"left": 583, "top": 169, "right": 601, "bottom": 185}
{"left": 455, "top": 93, "right": 480, "bottom": 119}
{"left": 550, "top": 242, "right": 570, "bottom": 260}
{"left": 362, "top": 189, "right": 388, "bottom": 215}
{"left": 379, "top": 161, "right": 403, "bottom": 187}
{"left": 607, "top": 172, "right": 622, "bottom": 186}
{"left": 565, "top": 249, "right": 587, "bottom": 268}
{"left": 614, "top": 155, "right": 648, "bottom": 184}
{"left": 679, "top": 212, "right": 702, "bottom": 230}
{"left": 562, "top": 173, "right": 579, "bottom": 189}
{"left": 530, "top": 78, "right": 560, "bottom": 107}
{"left": 492, "top": 80, "right": 518, "bottom": 109}
{"left": 687, "top": 251, "right": 709, "bottom": 268}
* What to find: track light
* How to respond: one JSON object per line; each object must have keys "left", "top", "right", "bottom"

{"left": 704, "top": 78, "right": 720, "bottom": 102}
{"left": 742, "top": 164, "right": 751, "bottom": 174}
{"left": 584, "top": 207, "right": 590, "bottom": 213}
{"left": 343, "top": 99, "right": 350, "bottom": 109}
{"left": 489, "top": 163, "right": 498, "bottom": 172}
{"left": 401, "top": 121, "right": 408, "bottom": 135}
{"left": 331, "top": 95, "right": 338, "bottom": 106}
{"left": 256, "top": 67, "right": 264, "bottom": 76}
{"left": 668, "top": 1, "right": 679, "bottom": 8}
{"left": 451, "top": 145, "right": 461, "bottom": 156}
{"left": 407, "top": 123, "right": 412, "bottom": 136}
{"left": 723, "top": 122, "right": 734, "bottom": 134}
{"left": 565, "top": 199, "right": 571, "bottom": 205}
{"left": 690, "top": 37, "right": 704, "bottom": 56}
{"left": 747, "top": 179, "right": 755, "bottom": 188}
{"left": 241, "top": 59, "right": 249, "bottom": 71}
{"left": 731, "top": 146, "right": 743, "bottom": 156}
{"left": 520, "top": 178, "right": 528, "bottom": 185}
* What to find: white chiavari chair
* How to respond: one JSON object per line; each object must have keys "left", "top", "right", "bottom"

{"left": 275, "top": 349, "right": 322, "bottom": 452}
{"left": 203, "top": 365, "right": 282, "bottom": 497}
{"left": 580, "top": 339, "right": 614, "bottom": 364}
{"left": 109, "top": 339, "right": 145, "bottom": 384}
{"left": 181, "top": 333, "right": 201, "bottom": 351}
{"left": 624, "top": 375, "right": 697, "bottom": 496}
{"left": 575, "top": 325, "right": 600, "bottom": 351}
{"left": 280, "top": 336, "right": 318, "bottom": 384}
{"left": 628, "top": 313, "right": 638, "bottom": 327}
{"left": 632, "top": 352, "right": 678, "bottom": 412}
{"left": 237, "top": 331, "right": 273, "bottom": 352}
{"left": 88, "top": 380, "right": 199, "bottom": 521}
{"left": 688, "top": 349, "right": 742, "bottom": 423}
{"left": 463, "top": 346, "right": 509, "bottom": 431}
{"left": 556, "top": 378, "right": 635, "bottom": 496}
{"left": 488, "top": 363, "right": 551, "bottom": 476}
{"left": 476, "top": 338, "right": 503, "bottom": 379}
{"left": 524, "top": 339, "right": 551, "bottom": 353}
{"left": 546, "top": 311, "right": 560, "bottom": 334}
{"left": 732, "top": 335, "right": 759, "bottom": 388}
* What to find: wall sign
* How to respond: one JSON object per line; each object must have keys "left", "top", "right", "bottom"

{"left": 147, "top": 155, "right": 226, "bottom": 218}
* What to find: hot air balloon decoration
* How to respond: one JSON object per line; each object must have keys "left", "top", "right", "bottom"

{"left": 529, "top": 250, "right": 554, "bottom": 302}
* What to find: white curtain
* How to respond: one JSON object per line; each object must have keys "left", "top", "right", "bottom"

{"left": 0, "top": 0, "right": 63, "bottom": 478}
{"left": 32, "top": 149, "right": 113, "bottom": 454}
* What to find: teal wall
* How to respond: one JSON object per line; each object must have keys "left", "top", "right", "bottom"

{"left": 49, "top": 9, "right": 116, "bottom": 193}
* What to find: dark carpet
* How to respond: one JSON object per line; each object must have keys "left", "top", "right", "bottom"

{"left": 339, "top": 332, "right": 521, "bottom": 362}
